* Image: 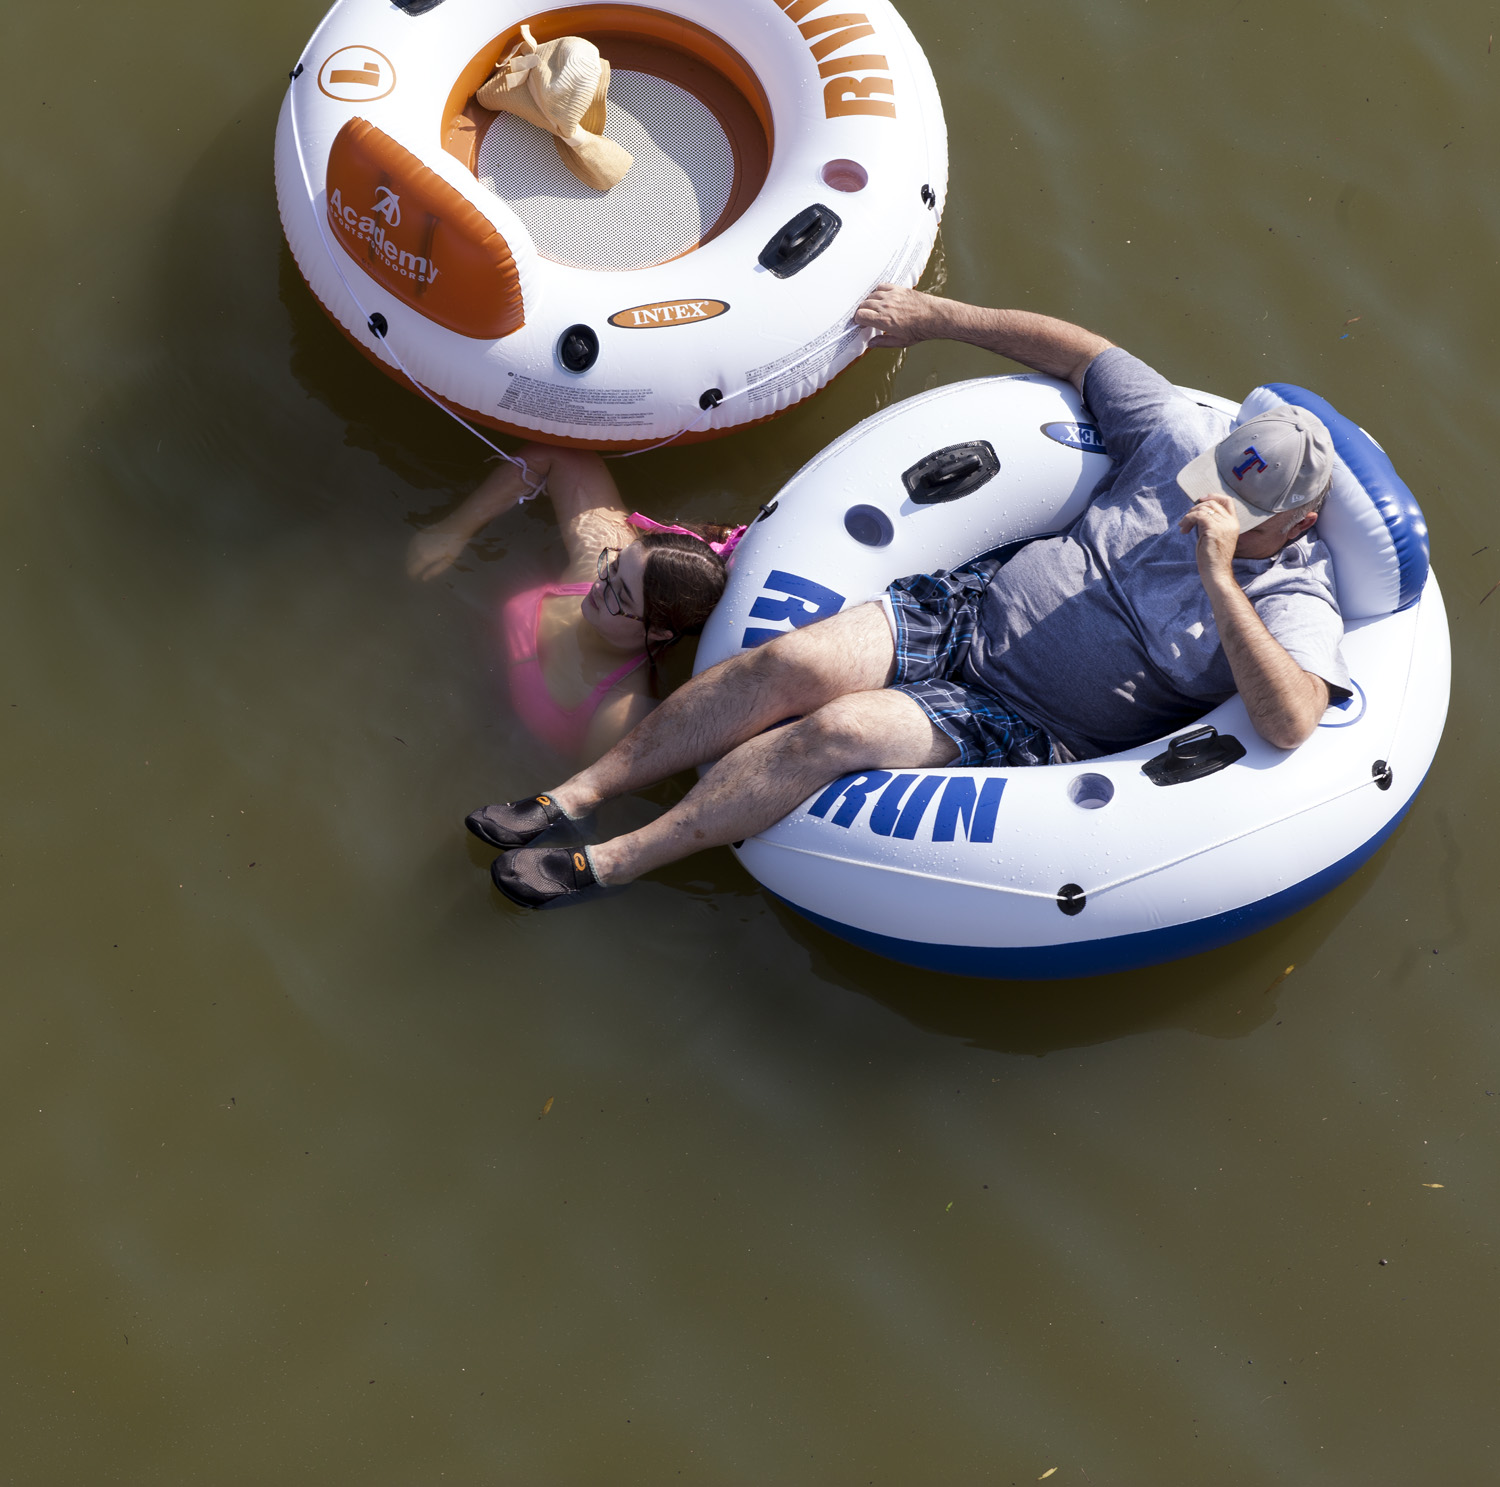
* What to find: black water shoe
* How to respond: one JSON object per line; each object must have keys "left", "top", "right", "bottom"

{"left": 465, "top": 794, "right": 574, "bottom": 849}
{"left": 491, "top": 844, "right": 613, "bottom": 910}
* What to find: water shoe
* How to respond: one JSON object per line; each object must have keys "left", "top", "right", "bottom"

{"left": 465, "top": 794, "right": 574, "bottom": 848}
{"left": 490, "top": 844, "right": 613, "bottom": 909}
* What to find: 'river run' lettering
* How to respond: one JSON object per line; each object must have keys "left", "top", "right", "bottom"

{"left": 775, "top": 0, "right": 897, "bottom": 119}
{"left": 741, "top": 570, "right": 846, "bottom": 649}
{"left": 808, "top": 772, "right": 1007, "bottom": 842}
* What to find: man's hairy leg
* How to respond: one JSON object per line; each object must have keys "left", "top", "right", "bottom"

{"left": 589, "top": 687, "right": 958, "bottom": 883}
{"left": 547, "top": 602, "right": 898, "bottom": 817}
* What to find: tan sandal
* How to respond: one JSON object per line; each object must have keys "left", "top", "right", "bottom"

{"left": 476, "top": 26, "right": 632, "bottom": 191}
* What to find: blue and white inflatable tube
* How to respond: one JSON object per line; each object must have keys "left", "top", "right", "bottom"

{"left": 694, "top": 375, "right": 1450, "bottom": 978}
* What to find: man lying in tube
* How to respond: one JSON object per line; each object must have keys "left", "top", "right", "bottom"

{"left": 465, "top": 285, "right": 1352, "bottom": 908}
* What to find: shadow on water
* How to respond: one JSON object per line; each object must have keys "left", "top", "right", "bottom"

{"left": 75, "top": 83, "right": 488, "bottom": 557}
{"left": 108, "top": 70, "right": 931, "bottom": 555}
{"left": 279, "top": 250, "right": 480, "bottom": 507}
{"left": 745, "top": 815, "right": 1416, "bottom": 1056}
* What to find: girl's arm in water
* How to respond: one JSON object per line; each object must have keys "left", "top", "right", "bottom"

{"left": 581, "top": 678, "right": 658, "bottom": 764}
{"left": 406, "top": 445, "right": 635, "bottom": 582}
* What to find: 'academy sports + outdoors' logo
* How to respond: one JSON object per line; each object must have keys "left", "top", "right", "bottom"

{"left": 327, "top": 185, "right": 440, "bottom": 287}
{"left": 371, "top": 187, "right": 400, "bottom": 227}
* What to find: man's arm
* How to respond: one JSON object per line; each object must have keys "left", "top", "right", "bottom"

{"left": 854, "top": 285, "right": 1113, "bottom": 393}
{"left": 1181, "top": 498, "right": 1330, "bottom": 749}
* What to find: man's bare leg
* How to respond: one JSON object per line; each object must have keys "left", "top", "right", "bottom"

{"left": 546, "top": 602, "right": 900, "bottom": 818}
{"left": 587, "top": 686, "right": 959, "bottom": 883}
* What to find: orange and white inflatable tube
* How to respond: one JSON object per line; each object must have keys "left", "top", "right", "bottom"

{"left": 275, "top": 0, "right": 947, "bottom": 450}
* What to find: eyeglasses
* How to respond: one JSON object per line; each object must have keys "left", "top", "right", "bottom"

{"left": 596, "top": 547, "right": 642, "bottom": 621}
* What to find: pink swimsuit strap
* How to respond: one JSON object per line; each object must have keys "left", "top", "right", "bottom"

{"left": 501, "top": 582, "right": 645, "bottom": 756}
{"left": 627, "top": 512, "right": 746, "bottom": 558}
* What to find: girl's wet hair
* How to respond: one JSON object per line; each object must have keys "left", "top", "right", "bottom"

{"left": 634, "top": 531, "right": 730, "bottom": 686}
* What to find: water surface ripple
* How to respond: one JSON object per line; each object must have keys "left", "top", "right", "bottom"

{"left": 2, "top": 0, "right": 1497, "bottom": 1480}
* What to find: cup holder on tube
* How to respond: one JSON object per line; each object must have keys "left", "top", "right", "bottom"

{"left": 845, "top": 504, "right": 894, "bottom": 547}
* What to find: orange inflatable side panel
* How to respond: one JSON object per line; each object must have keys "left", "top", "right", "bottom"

{"left": 325, "top": 118, "right": 524, "bottom": 340}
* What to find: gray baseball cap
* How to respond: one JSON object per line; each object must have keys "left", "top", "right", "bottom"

{"left": 1177, "top": 405, "right": 1335, "bottom": 532}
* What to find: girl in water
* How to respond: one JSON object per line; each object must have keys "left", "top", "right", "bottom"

{"left": 407, "top": 446, "right": 743, "bottom": 763}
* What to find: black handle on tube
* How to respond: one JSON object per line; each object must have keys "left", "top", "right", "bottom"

{"left": 758, "top": 204, "right": 842, "bottom": 278}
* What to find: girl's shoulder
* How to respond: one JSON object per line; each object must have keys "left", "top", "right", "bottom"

{"left": 534, "top": 585, "right": 588, "bottom": 645}
{"left": 535, "top": 588, "right": 647, "bottom": 688}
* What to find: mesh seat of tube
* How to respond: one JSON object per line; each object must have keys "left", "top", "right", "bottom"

{"left": 476, "top": 70, "right": 735, "bottom": 271}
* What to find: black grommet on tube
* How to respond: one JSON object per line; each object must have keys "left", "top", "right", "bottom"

{"left": 756, "top": 500, "right": 778, "bottom": 523}
{"left": 1057, "top": 884, "right": 1087, "bottom": 916}
{"left": 1372, "top": 759, "right": 1393, "bottom": 791}
{"left": 921, "top": 183, "right": 936, "bottom": 209}
{"left": 289, "top": 63, "right": 304, "bottom": 81}
{"left": 557, "top": 324, "right": 598, "bottom": 373}
{"left": 367, "top": 312, "right": 388, "bottom": 339}
{"left": 699, "top": 388, "right": 723, "bottom": 411}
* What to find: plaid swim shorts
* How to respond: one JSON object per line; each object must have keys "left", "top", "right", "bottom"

{"left": 885, "top": 556, "right": 1055, "bottom": 769}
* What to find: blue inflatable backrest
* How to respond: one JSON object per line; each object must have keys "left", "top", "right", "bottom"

{"left": 1235, "top": 384, "right": 1429, "bottom": 619}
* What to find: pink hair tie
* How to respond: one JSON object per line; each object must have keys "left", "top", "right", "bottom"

{"left": 628, "top": 513, "right": 748, "bottom": 560}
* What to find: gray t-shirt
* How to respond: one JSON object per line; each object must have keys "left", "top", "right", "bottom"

{"left": 965, "top": 348, "right": 1351, "bottom": 759}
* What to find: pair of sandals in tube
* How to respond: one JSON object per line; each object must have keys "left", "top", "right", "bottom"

{"left": 477, "top": 26, "right": 633, "bottom": 192}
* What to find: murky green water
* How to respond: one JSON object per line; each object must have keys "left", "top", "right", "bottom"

{"left": 3, "top": 0, "right": 1499, "bottom": 1480}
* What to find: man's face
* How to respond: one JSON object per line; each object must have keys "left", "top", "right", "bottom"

{"left": 1233, "top": 506, "right": 1318, "bottom": 561}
